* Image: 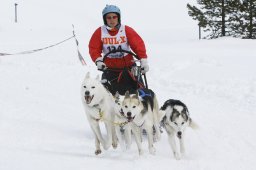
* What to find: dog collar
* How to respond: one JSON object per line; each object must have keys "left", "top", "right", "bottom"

{"left": 113, "top": 121, "right": 128, "bottom": 127}
{"left": 92, "top": 104, "right": 100, "bottom": 108}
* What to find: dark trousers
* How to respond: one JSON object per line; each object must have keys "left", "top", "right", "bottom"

{"left": 101, "top": 68, "right": 144, "bottom": 95}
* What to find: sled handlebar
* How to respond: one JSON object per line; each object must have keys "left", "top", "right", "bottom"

{"left": 102, "top": 49, "right": 140, "bottom": 62}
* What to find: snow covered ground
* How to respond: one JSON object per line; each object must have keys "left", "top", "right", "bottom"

{"left": 1, "top": 0, "right": 256, "bottom": 170}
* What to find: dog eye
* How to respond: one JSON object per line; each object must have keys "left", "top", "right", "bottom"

{"left": 132, "top": 106, "right": 136, "bottom": 108}
{"left": 125, "top": 105, "right": 128, "bottom": 108}
{"left": 181, "top": 122, "right": 185, "bottom": 125}
{"left": 91, "top": 86, "right": 95, "bottom": 89}
{"left": 174, "top": 122, "right": 178, "bottom": 125}
{"left": 118, "top": 103, "right": 121, "bottom": 105}
{"left": 83, "top": 86, "right": 86, "bottom": 88}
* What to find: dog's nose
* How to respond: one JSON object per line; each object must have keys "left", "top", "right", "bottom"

{"left": 127, "top": 112, "right": 131, "bottom": 117}
{"left": 85, "top": 91, "right": 90, "bottom": 96}
{"left": 177, "top": 131, "right": 182, "bottom": 136}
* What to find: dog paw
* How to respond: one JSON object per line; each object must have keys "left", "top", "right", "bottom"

{"left": 153, "top": 135, "right": 161, "bottom": 143}
{"left": 112, "top": 142, "right": 118, "bottom": 149}
{"left": 153, "top": 133, "right": 161, "bottom": 142}
{"left": 149, "top": 147, "right": 156, "bottom": 155}
{"left": 180, "top": 150, "right": 185, "bottom": 157}
{"left": 126, "top": 144, "right": 131, "bottom": 150}
{"left": 175, "top": 156, "right": 181, "bottom": 160}
{"left": 118, "top": 142, "right": 126, "bottom": 151}
{"left": 139, "top": 149, "right": 144, "bottom": 155}
{"left": 180, "top": 152, "right": 185, "bottom": 159}
{"left": 174, "top": 152, "right": 181, "bottom": 160}
{"left": 95, "top": 149, "right": 102, "bottom": 155}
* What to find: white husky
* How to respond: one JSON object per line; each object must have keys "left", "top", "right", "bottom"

{"left": 121, "top": 89, "right": 164, "bottom": 155}
{"left": 160, "top": 99, "right": 198, "bottom": 160}
{"left": 113, "top": 92, "right": 143, "bottom": 154}
{"left": 81, "top": 72, "right": 117, "bottom": 155}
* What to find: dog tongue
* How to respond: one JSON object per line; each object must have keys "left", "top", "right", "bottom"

{"left": 127, "top": 116, "right": 135, "bottom": 122}
{"left": 85, "top": 96, "right": 92, "bottom": 104}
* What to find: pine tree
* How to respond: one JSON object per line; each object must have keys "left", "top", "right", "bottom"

{"left": 239, "top": 0, "right": 256, "bottom": 38}
{"left": 187, "top": 0, "right": 229, "bottom": 39}
{"left": 187, "top": 0, "right": 256, "bottom": 39}
{"left": 224, "top": 0, "right": 243, "bottom": 37}
{"left": 187, "top": 4, "right": 207, "bottom": 27}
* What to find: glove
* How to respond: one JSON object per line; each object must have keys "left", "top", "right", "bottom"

{"left": 140, "top": 58, "right": 149, "bottom": 74}
{"left": 95, "top": 57, "right": 107, "bottom": 71}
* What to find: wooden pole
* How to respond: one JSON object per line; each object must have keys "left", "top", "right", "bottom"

{"left": 15, "top": 3, "right": 18, "bottom": 23}
{"left": 199, "top": 25, "right": 201, "bottom": 40}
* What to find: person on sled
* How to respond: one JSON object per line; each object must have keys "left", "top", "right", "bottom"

{"left": 88, "top": 4, "right": 149, "bottom": 95}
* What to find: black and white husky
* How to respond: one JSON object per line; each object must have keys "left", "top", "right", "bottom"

{"left": 113, "top": 92, "right": 143, "bottom": 154}
{"left": 160, "top": 99, "right": 198, "bottom": 160}
{"left": 120, "top": 89, "right": 164, "bottom": 155}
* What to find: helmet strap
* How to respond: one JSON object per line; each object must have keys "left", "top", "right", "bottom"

{"left": 106, "top": 23, "right": 120, "bottom": 31}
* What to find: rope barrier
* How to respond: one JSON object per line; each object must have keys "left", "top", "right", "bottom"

{"left": 0, "top": 25, "right": 86, "bottom": 65}
{"left": 0, "top": 36, "right": 74, "bottom": 56}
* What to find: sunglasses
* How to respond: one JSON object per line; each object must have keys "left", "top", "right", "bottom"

{"left": 106, "top": 16, "right": 118, "bottom": 20}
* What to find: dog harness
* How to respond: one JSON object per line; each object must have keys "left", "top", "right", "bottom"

{"left": 138, "top": 89, "right": 152, "bottom": 98}
{"left": 89, "top": 109, "right": 104, "bottom": 122}
{"left": 90, "top": 104, "right": 129, "bottom": 126}
{"left": 138, "top": 88, "right": 154, "bottom": 112}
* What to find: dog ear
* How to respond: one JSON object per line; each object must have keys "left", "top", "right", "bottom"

{"left": 85, "top": 72, "right": 90, "bottom": 79}
{"left": 115, "top": 91, "right": 120, "bottom": 99}
{"left": 132, "top": 92, "right": 139, "bottom": 99}
{"left": 181, "top": 110, "right": 189, "bottom": 121}
{"left": 165, "top": 106, "right": 174, "bottom": 117}
{"left": 135, "top": 90, "right": 139, "bottom": 99}
{"left": 125, "top": 91, "right": 130, "bottom": 99}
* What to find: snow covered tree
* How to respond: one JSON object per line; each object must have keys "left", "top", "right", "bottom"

{"left": 187, "top": 0, "right": 256, "bottom": 39}
{"left": 239, "top": 0, "right": 256, "bottom": 38}
{"left": 187, "top": 4, "right": 207, "bottom": 28}
{"left": 187, "top": 0, "right": 230, "bottom": 39}
{"left": 224, "top": 0, "right": 244, "bottom": 37}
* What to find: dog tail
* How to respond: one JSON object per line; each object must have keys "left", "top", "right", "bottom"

{"left": 153, "top": 96, "right": 161, "bottom": 123}
{"left": 189, "top": 118, "right": 199, "bottom": 130}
